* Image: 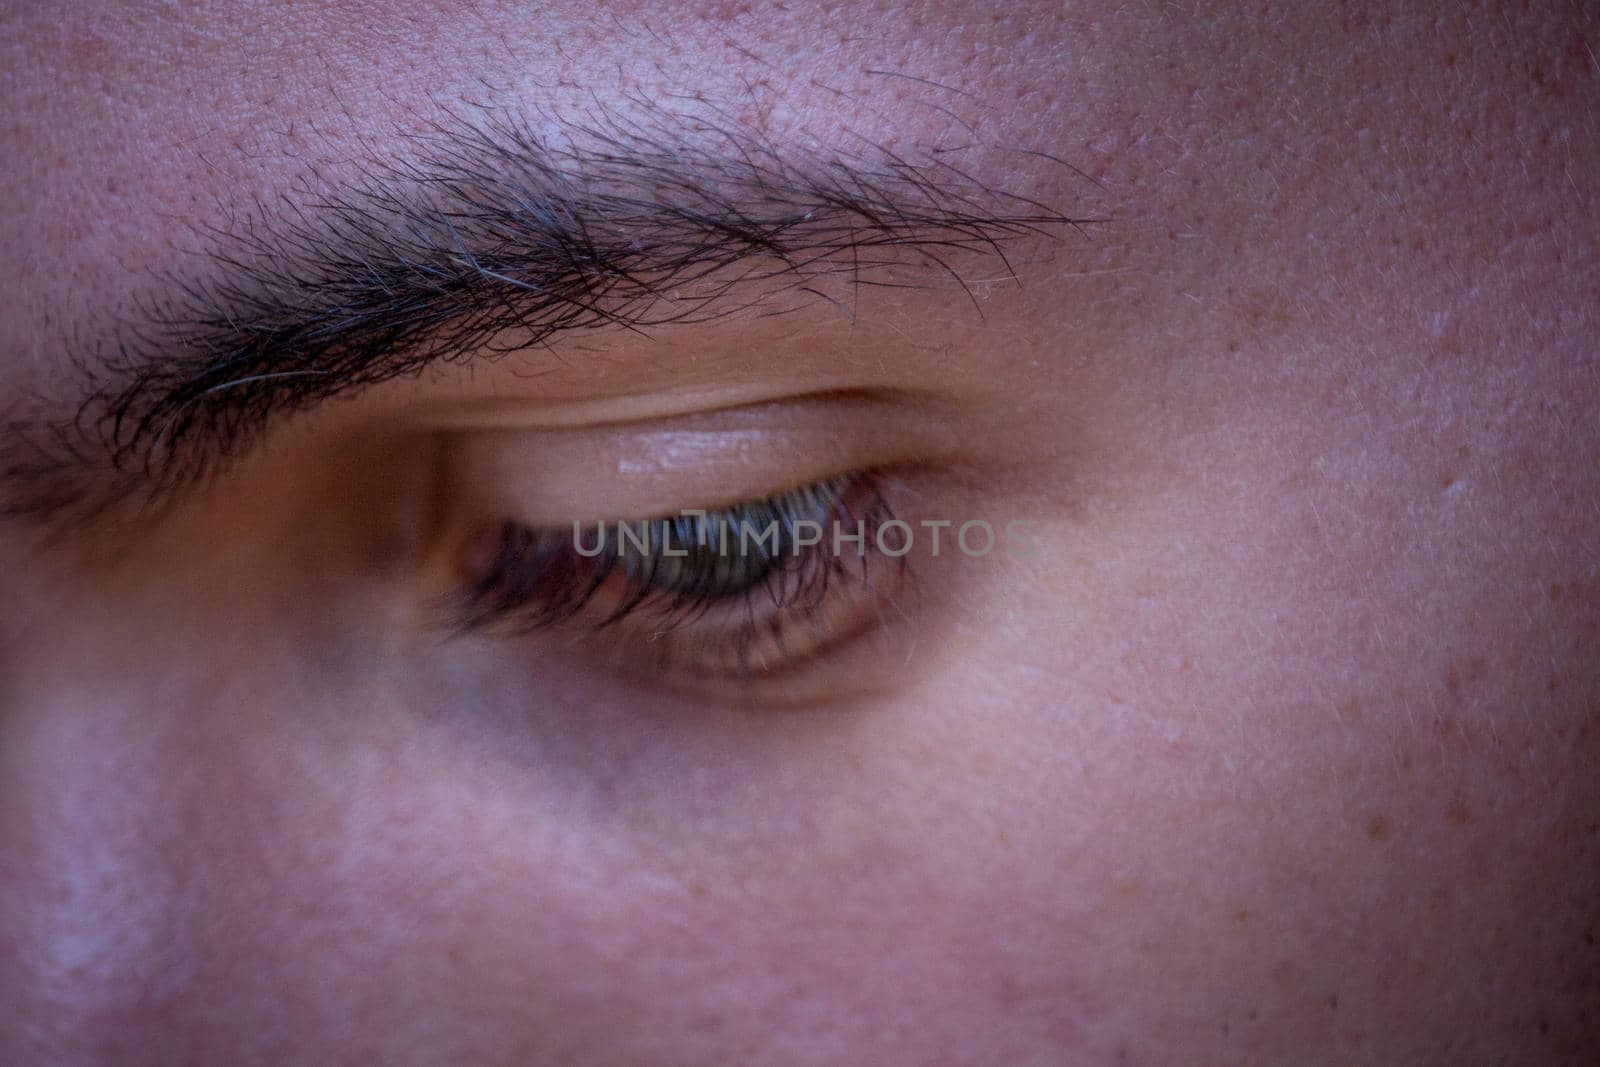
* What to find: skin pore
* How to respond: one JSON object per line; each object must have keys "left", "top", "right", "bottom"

{"left": 1, "top": 1, "right": 1597, "bottom": 1063}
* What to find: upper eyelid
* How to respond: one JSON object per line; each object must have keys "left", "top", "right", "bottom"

{"left": 432, "top": 391, "right": 945, "bottom": 527}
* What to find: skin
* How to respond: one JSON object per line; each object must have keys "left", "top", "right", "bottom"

{"left": 2, "top": 1, "right": 1597, "bottom": 1063}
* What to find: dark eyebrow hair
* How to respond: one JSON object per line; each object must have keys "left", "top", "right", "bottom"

{"left": 0, "top": 107, "right": 1086, "bottom": 525}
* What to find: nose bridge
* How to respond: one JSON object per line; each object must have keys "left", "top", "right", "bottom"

{"left": 0, "top": 701, "right": 198, "bottom": 1062}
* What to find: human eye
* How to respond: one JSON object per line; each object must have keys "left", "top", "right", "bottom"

{"left": 444, "top": 470, "right": 905, "bottom": 685}
{"left": 409, "top": 392, "right": 974, "bottom": 706}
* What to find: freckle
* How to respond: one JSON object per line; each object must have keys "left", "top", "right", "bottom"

{"left": 1446, "top": 797, "right": 1473, "bottom": 825}
{"left": 1549, "top": 582, "right": 1565, "bottom": 601}
{"left": 1337, "top": 696, "right": 1362, "bottom": 722}
{"left": 1365, "top": 814, "right": 1391, "bottom": 842}
{"left": 1326, "top": 993, "right": 1340, "bottom": 1011}
{"left": 1234, "top": 908, "right": 1251, "bottom": 925}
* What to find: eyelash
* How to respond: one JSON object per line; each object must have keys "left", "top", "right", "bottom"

{"left": 448, "top": 472, "right": 901, "bottom": 677}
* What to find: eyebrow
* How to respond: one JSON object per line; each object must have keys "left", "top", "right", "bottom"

{"left": 0, "top": 107, "right": 1083, "bottom": 525}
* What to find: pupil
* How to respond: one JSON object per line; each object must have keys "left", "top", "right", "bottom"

{"left": 615, "top": 480, "right": 848, "bottom": 599}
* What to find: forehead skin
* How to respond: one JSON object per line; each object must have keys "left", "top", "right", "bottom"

{"left": 2, "top": 1, "right": 1599, "bottom": 1065}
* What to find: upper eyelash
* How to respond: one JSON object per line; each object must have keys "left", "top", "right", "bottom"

{"left": 449, "top": 472, "right": 894, "bottom": 637}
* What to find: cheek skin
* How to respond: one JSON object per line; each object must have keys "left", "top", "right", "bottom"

{"left": 992, "top": 357, "right": 1600, "bottom": 1057}
{"left": 1, "top": 661, "right": 1112, "bottom": 1064}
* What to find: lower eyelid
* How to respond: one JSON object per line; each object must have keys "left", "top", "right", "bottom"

{"left": 651, "top": 550, "right": 913, "bottom": 676}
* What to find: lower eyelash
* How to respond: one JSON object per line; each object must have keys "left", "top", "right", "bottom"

{"left": 447, "top": 472, "right": 901, "bottom": 674}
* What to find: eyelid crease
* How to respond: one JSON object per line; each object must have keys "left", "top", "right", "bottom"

{"left": 412, "top": 384, "right": 931, "bottom": 432}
